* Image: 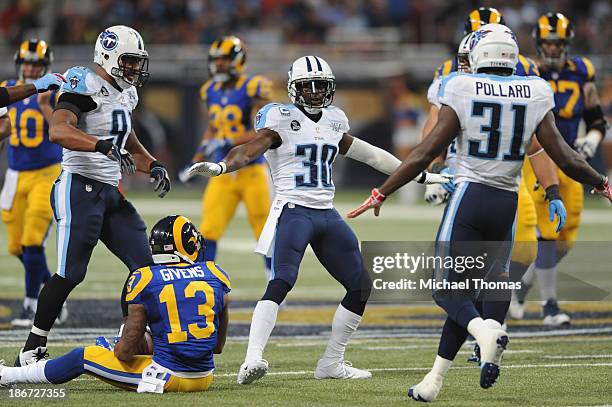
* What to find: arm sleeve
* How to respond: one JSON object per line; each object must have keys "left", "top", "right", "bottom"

{"left": 344, "top": 137, "right": 401, "bottom": 175}
{"left": 55, "top": 92, "right": 97, "bottom": 118}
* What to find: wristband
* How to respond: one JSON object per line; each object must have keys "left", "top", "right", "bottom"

{"left": 218, "top": 161, "right": 227, "bottom": 174}
{"left": 544, "top": 184, "right": 562, "bottom": 202}
{"left": 95, "top": 139, "right": 113, "bottom": 155}
{"left": 416, "top": 171, "right": 427, "bottom": 184}
{"left": 431, "top": 162, "right": 447, "bottom": 174}
{"left": 595, "top": 175, "right": 607, "bottom": 190}
{"left": 150, "top": 160, "right": 164, "bottom": 171}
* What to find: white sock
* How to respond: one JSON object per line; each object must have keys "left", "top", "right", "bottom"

{"left": 23, "top": 297, "right": 38, "bottom": 311}
{"left": 245, "top": 300, "right": 279, "bottom": 362}
{"left": 466, "top": 317, "right": 488, "bottom": 344}
{"left": 536, "top": 266, "right": 557, "bottom": 301}
{"left": 0, "top": 361, "right": 50, "bottom": 385}
{"left": 320, "top": 305, "right": 362, "bottom": 364}
{"left": 430, "top": 355, "right": 452, "bottom": 377}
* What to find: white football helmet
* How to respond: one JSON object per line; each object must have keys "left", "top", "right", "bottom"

{"left": 456, "top": 32, "right": 474, "bottom": 73}
{"left": 288, "top": 56, "right": 336, "bottom": 114}
{"left": 469, "top": 24, "right": 519, "bottom": 74}
{"left": 94, "top": 25, "right": 149, "bottom": 89}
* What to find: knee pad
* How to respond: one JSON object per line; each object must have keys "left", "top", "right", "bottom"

{"left": 261, "top": 279, "right": 292, "bottom": 305}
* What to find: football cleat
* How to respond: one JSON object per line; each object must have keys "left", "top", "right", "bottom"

{"left": 508, "top": 291, "right": 526, "bottom": 320}
{"left": 467, "top": 343, "right": 481, "bottom": 364}
{"left": 10, "top": 307, "right": 35, "bottom": 328}
{"left": 237, "top": 359, "right": 269, "bottom": 384}
{"left": 15, "top": 346, "right": 48, "bottom": 367}
{"left": 478, "top": 320, "right": 509, "bottom": 389}
{"left": 542, "top": 299, "right": 570, "bottom": 326}
{"left": 408, "top": 371, "right": 444, "bottom": 402}
{"left": 314, "top": 360, "right": 371, "bottom": 380}
{"left": 0, "top": 359, "right": 13, "bottom": 388}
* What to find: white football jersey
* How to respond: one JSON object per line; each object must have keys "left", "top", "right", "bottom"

{"left": 59, "top": 66, "right": 138, "bottom": 186}
{"left": 427, "top": 76, "right": 457, "bottom": 170}
{"left": 254, "top": 103, "right": 349, "bottom": 209}
{"left": 438, "top": 72, "right": 554, "bottom": 192}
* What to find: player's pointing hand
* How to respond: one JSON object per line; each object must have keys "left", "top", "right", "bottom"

{"left": 347, "top": 188, "right": 386, "bottom": 218}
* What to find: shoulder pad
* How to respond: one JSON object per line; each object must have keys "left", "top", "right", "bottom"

{"left": 200, "top": 79, "right": 213, "bottom": 101}
{"left": 437, "top": 72, "right": 461, "bottom": 99}
{"left": 573, "top": 56, "right": 595, "bottom": 81}
{"left": 62, "top": 66, "right": 96, "bottom": 95}
{"left": 124, "top": 266, "right": 154, "bottom": 302}
{"left": 247, "top": 75, "right": 272, "bottom": 100}
{"left": 205, "top": 261, "right": 231, "bottom": 292}
{"left": 516, "top": 54, "right": 540, "bottom": 77}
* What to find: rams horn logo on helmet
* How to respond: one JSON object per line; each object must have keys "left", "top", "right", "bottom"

{"left": 100, "top": 31, "right": 119, "bottom": 51}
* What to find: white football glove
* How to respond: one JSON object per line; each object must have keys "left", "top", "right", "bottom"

{"left": 418, "top": 171, "right": 454, "bottom": 185}
{"left": 574, "top": 130, "right": 602, "bottom": 159}
{"left": 178, "top": 164, "right": 193, "bottom": 183}
{"left": 424, "top": 183, "right": 449, "bottom": 205}
{"left": 187, "top": 161, "right": 226, "bottom": 178}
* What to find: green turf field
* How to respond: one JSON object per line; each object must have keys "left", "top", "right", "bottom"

{"left": 1, "top": 188, "right": 612, "bottom": 405}
{"left": 1, "top": 335, "right": 612, "bottom": 406}
{"left": 1, "top": 188, "right": 611, "bottom": 300}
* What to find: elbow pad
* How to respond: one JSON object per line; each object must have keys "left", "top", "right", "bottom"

{"left": 584, "top": 105, "right": 608, "bottom": 134}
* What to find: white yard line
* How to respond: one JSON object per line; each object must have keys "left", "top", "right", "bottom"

{"left": 543, "top": 354, "right": 612, "bottom": 359}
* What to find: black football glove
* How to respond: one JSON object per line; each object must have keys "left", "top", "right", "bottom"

{"left": 95, "top": 140, "right": 136, "bottom": 174}
{"left": 150, "top": 161, "right": 171, "bottom": 198}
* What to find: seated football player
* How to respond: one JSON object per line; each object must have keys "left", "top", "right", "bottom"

{"left": 0, "top": 215, "right": 230, "bottom": 393}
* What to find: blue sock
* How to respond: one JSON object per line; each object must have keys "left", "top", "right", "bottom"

{"left": 435, "top": 299, "right": 480, "bottom": 329}
{"left": 44, "top": 348, "right": 85, "bottom": 384}
{"left": 22, "top": 246, "right": 50, "bottom": 299}
{"left": 204, "top": 240, "right": 217, "bottom": 262}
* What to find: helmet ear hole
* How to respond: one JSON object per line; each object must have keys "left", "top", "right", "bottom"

{"left": 104, "top": 54, "right": 109, "bottom": 60}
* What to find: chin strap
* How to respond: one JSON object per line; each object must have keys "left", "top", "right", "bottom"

{"left": 303, "top": 106, "right": 322, "bottom": 114}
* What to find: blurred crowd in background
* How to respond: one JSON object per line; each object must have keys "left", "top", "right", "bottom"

{"left": 0, "top": 0, "right": 610, "bottom": 194}
{"left": 1, "top": 0, "right": 610, "bottom": 54}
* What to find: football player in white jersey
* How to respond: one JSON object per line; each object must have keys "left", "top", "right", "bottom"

{"left": 349, "top": 24, "right": 611, "bottom": 401}
{"left": 17, "top": 25, "right": 171, "bottom": 366}
{"left": 188, "top": 55, "right": 451, "bottom": 384}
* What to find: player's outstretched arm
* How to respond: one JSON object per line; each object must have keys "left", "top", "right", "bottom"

{"left": 575, "top": 82, "right": 607, "bottom": 159}
{"left": 536, "top": 111, "right": 605, "bottom": 188}
{"left": 0, "top": 73, "right": 65, "bottom": 108}
{"left": 527, "top": 138, "right": 559, "bottom": 190}
{"left": 114, "top": 304, "right": 147, "bottom": 362}
{"left": 0, "top": 112, "right": 10, "bottom": 140}
{"left": 339, "top": 134, "right": 452, "bottom": 184}
{"left": 214, "top": 294, "right": 230, "bottom": 354}
{"left": 347, "top": 106, "right": 459, "bottom": 218}
{"left": 188, "top": 128, "right": 281, "bottom": 177}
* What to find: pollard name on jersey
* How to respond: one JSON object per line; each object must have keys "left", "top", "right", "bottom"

{"left": 438, "top": 72, "right": 554, "bottom": 192}
{"left": 254, "top": 103, "right": 349, "bottom": 209}
{"left": 59, "top": 66, "right": 138, "bottom": 186}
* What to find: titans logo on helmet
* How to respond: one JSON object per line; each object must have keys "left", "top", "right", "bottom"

{"left": 69, "top": 76, "right": 80, "bottom": 89}
{"left": 100, "top": 31, "right": 119, "bottom": 51}
{"left": 470, "top": 29, "right": 492, "bottom": 49}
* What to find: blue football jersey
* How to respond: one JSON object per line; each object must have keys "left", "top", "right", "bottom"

{"left": 125, "top": 261, "right": 231, "bottom": 373}
{"left": 2, "top": 79, "right": 62, "bottom": 171}
{"left": 200, "top": 74, "right": 271, "bottom": 164}
{"left": 538, "top": 56, "right": 595, "bottom": 146}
